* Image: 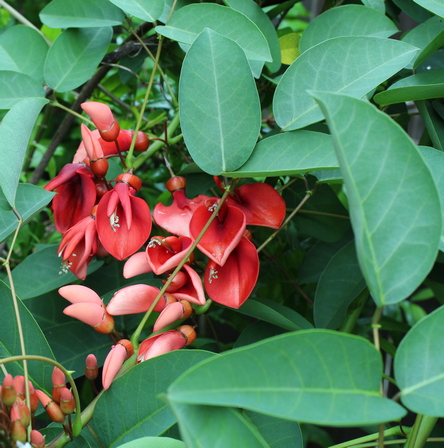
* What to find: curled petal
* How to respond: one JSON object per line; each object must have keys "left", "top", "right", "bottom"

{"left": 81, "top": 124, "right": 104, "bottom": 160}
{"left": 107, "top": 284, "right": 163, "bottom": 315}
{"left": 102, "top": 344, "right": 127, "bottom": 390}
{"left": 81, "top": 102, "right": 115, "bottom": 131}
{"left": 153, "top": 301, "right": 187, "bottom": 332}
{"left": 166, "top": 264, "right": 206, "bottom": 306}
{"left": 123, "top": 252, "right": 153, "bottom": 278}
{"left": 147, "top": 236, "right": 192, "bottom": 275}
{"left": 58, "top": 285, "right": 102, "bottom": 305}
{"left": 137, "top": 331, "right": 187, "bottom": 362}
{"left": 63, "top": 302, "right": 105, "bottom": 327}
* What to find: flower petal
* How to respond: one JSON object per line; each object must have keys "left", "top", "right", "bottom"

{"left": 107, "top": 284, "right": 163, "bottom": 315}
{"left": 58, "top": 285, "right": 102, "bottom": 305}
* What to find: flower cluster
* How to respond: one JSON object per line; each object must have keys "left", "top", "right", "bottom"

{"left": 46, "top": 101, "right": 287, "bottom": 390}
{"left": 0, "top": 368, "right": 77, "bottom": 447}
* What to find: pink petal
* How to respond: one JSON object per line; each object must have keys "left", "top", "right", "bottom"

{"left": 146, "top": 236, "right": 192, "bottom": 275}
{"left": 138, "top": 331, "right": 186, "bottom": 362}
{"left": 107, "top": 284, "right": 163, "bottom": 315}
{"left": 102, "top": 344, "right": 127, "bottom": 390}
{"left": 123, "top": 252, "right": 152, "bottom": 278}
{"left": 153, "top": 302, "right": 185, "bottom": 332}
{"left": 58, "top": 285, "right": 102, "bottom": 305}
{"left": 166, "top": 264, "right": 206, "bottom": 305}
{"left": 63, "top": 302, "right": 104, "bottom": 326}
{"left": 81, "top": 102, "right": 114, "bottom": 131}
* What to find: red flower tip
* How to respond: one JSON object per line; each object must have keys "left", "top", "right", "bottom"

{"left": 59, "top": 388, "right": 75, "bottom": 415}
{"left": 51, "top": 366, "right": 66, "bottom": 403}
{"left": 153, "top": 300, "right": 192, "bottom": 332}
{"left": 107, "top": 284, "right": 163, "bottom": 315}
{"left": 123, "top": 251, "right": 153, "bottom": 278}
{"left": 1, "top": 373, "right": 16, "bottom": 406}
{"left": 102, "top": 344, "right": 128, "bottom": 390}
{"left": 81, "top": 101, "right": 120, "bottom": 141}
{"left": 36, "top": 390, "right": 65, "bottom": 423}
{"left": 137, "top": 330, "right": 188, "bottom": 362}
{"left": 31, "top": 429, "right": 46, "bottom": 448}
{"left": 85, "top": 354, "right": 99, "bottom": 381}
{"left": 12, "top": 398, "right": 31, "bottom": 427}
{"left": 58, "top": 285, "right": 103, "bottom": 305}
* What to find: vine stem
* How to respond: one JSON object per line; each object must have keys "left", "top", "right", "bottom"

{"left": 51, "top": 101, "right": 95, "bottom": 126}
{"left": 329, "top": 426, "right": 410, "bottom": 448}
{"left": 404, "top": 414, "right": 438, "bottom": 448}
{"left": 130, "top": 181, "right": 235, "bottom": 348}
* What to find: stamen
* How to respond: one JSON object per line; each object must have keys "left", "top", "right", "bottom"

{"left": 208, "top": 268, "right": 219, "bottom": 283}
{"left": 109, "top": 211, "right": 120, "bottom": 232}
{"left": 59, "top": 260, "right": 73, "bottom": 275}
{"left": 208, "top": 203, "right": 218, "bottom": 212}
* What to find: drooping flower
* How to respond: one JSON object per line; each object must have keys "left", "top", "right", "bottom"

{"left": 123, "top": 251, "right": 153, "bottom": 278}
{"left": 204, "top": 235, "right": 259, "bottom": 309}
{"left": 80, "top": 124, "right": 109, "bottom": 178}
{"left": 102, "top": 339, "right": 134, "bottom": 390}
{"left": 96, "top": 173, "right": 152, "bottom": 260}
{"left": 153, "top": 176, "right": 208, "bottom": 237}
{"left": 81, "top": 101, "right": 120, "bottom": 142}
{"left": 189, "top": 199, "right": 246, "bottom": 266}
{"left": 44, "top": 163, "right": 96, "bottom": 234}
{"left": 59, "top": 285, "right": 114, "bottom": 334}
{"left": 214, "top": 177, "right": 286, "bottom": 229}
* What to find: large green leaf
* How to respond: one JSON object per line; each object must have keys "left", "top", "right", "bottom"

{"left": 224, "top": 0, "right": 281, "bottom": 72}
{"left": 312, "top": 92, "right": 441, "bottom": 305}
{"left": 0, "top": 281, "right": 54, "bottom": 392}
{"left": 314, "top": 240, "right": 366, "bottom": 329}
{"left": 237, "top": 297, "right": 313, "bottom": 332}
{"left": 374, "top": 68, "right": 444, "bottom": 105}
{"left": 0, "top": 99, "right": 48, "bottom": 207}
{"left": 10, "top": 245, "right": 103, "bottom": 300}
{"left": 361, "top": 0, "right": 385, "bottom": 13}
{"left": 168, "top": 330, "right": 406, "bottom": 426}
{"left": 395, "top": 305, "right": 444, "bottom": 415}
{"left": 44, "top": 27, "right": 112, "bottom": 92}
{"left": 413, "top": 0, "right": 444, "bottom": 18}
{"left": 90, "top": 350, "right": 215, "bottom": 447}
{"left": 179, "top": 28, "right": 261, "bottom": 175}
{"left": 117, "top": 438, "right": 185, "bottom": 448}
{"left": 0, "top": 25, "right": 49, "bottom": 82}
{"left": 40, "top": 0, "right": 124, "bottom": 28}
{"left": 0, "top": 184, "right": 54, "bottom": 243}
{"left": 419, "top": 146, "right": 444, "bottom": 251}
{"left": 155, "top": 3, "right": 272, "bottom": 63}
{"left": 394, "top": 0, "right": 432, "bottom": 22}
{"left": 0, "top": 71, "right": 45, "bottom": 109}
{"left": 109, "top": 0, "right": 165, "bottom": 22}
{"left": 223, "top": 131, "right": 338, "bottom": 178}
{"left": 401, "top": 16, "right": 444, "bottom": 69}
{"left": 299, "top": 5, "right": 397, "bottom": 52}
{"left": 274, "top": 37, "right": 417, "bottom": 131}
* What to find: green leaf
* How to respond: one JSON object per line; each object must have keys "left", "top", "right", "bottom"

{"left": 10, "top": 245, "right": 103, "bottom": 300}
{"left": 314, "top": 240, "right": 366, "bottom": 329}
{"left": 395, "top": 305, "right": 444, "bottom": 415}
{"left": 417, "top": 99, "right": 444, "bottom": 150}
{"left": 361, "top": 0, "right": 385, "bottom": 13}
{"left": 412, "top": 0, "right": 444, "bottom": 18}
{"left": 374, "top": 68, "right": 444, "bottom": 105}
{"left": 0, "top": 281, "right": 54, "bottom": 392}
{"left": 0, "top": 25, "right": 49, "bottom": 82}
{"left": 171, "top": 403, "right": 269, "bottom": 447}
{"left": 155, "top": 4, "right": 272, "bottom": 63}
{"left": 179, "top": 28, "right": 261, "bottom": 175}
{"left": 0, "top": 184, "right": 54, "bottom": 243}
{"left": 224, "top": 0, "right": 281, "bottom": 72}
{"left": 0, "top": 71, "right": 46, "bottom": 109}
{"left": 235, "top": 322, "right": 286, "bottom": 348}
{"left": 90, "top": 350, "right": 215, "bottom": 447}
{"left": 109, "top": 0, "right": 165, "bottom": 22}
{"left": 117, "top": 438, "right": 185, "bottom": 448}
{"left": 274, "top": 37, "right": 418, "bottom": 131}
{"left": 299, "top": 5, "right": 396, "bottom": 52}
{"left": 168, "top": 330, "right": 406, "bottom": 426}
{"left": 237, "top": 297, "right": 313, "bottom": 332}
{"left": 0, "top": 99, "right": 48, "bottom": 207}
{"left": 394, "top": 0, "right": 432, "bottom": 22}
{"left": 311, "top": 92, "right": 441, "bottom": 305}
{"left": 223, "top": 131, "right": 338, "bottom": 178}
{"left": 419, "top": 146, "right": 444, "bottom": 251}
{"left": 402, "top": 16, "right": 444, "bottom": 69}
{"left": 44, "top": 27, "right": 112, "bottom": 92}
{"left": 40, "top": 0, "right": 124, "bottom": 28}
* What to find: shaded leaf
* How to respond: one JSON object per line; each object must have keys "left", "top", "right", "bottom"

{"left": 44, "top": 27, "right": 112, "bottom": 92}
{"left": 402, "top": 16, "right": 444, "bottom": 69}
{"left": 299, "top": 5, "right": 396, "bottom": 52}
{"left": 375, "top": 68, "right": 444, "bottom": 105}
{"left": 117, "top": 438, "right": 185, "bottom": 448}
{"left": 0, "top": 184, "right": 54, "bottom": 243}
{"left": 168, "top": 330, "right": 406, "bottom": 425}
{"left": 40, "top": 0, "right": 124, "bottom": 28}
{"left": 0, "top": 71, "right": 45, "bottom": 109}
{"left": 90, "top": 350, "right": 215, "bottom": 447}
{"left": 312, "top": 92, "right": 441, "bottom": 305}
{"left": 108, "top": 0, "right": 165, "bottom": 22}
{"left": 394, "top": 0, "right": 432, "bottom": 22}
{"left": 395, "top": 305, "right": 444, "bottom": 415}
{"left": 0, "top": 281, "right": 54, "bottom": 392}
{"left": 274, "top": 37, "right": 417, "bottom": 131}
{"left": 156, "top": 3, "right": 272, "bottom": 63}
{"left": 235, "top": 322, "right": 286, "bottom": 349}
{"left": 179, "top": 28, "right": 261, "bottom": 175}
{"left": 0, "top": 25, "right": 48, "bottom": 82}
{"left": 223, "top": 131, "right": 338, "bottom": 178}
{"left": 314, "top": 240, "right": 366, "bottom": 329}
{"left": 417, "top": 99, "right": 444, "bottom": 150}
{"left": 412, "top": 0, "right": 444, "bottom": 18}
{"left": 361, "top": 0, "right": 385, "bottom": 13}
{"left": 0, "top": 99, "right": 48, "bottom": 207}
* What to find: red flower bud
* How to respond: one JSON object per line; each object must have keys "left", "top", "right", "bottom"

{"left": 31, "top": 429, "right": 46, "bottom": 448}
{"left": 52, "top": 367, "right": 66, "bottom": 404}
{"left": 59, "top": 388, "right": 75, "bottom": 415}
{"left": 36, "top": 390, "right": 66, "bottom": 423}
{"left": 1, "top": 373, "right": 16, "bottom": 406}
{"left": 12, "top": 398, "right": 31, "bottom": 427}
{"left": 85, "top": 354, "right": 98, "bottom": 381}
{"left": 11, "top": 419, "right": 27, "bottom": 443}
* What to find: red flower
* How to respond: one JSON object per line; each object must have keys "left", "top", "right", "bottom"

{"left": 204, "top": 235, "right": 259, "bottom": 309}
{"left": 96, "top": 174, "right": 152, "bottom": 260}
{"left": 81, "top": 101, "right": 120, "bottom": 141}
{"left": 106, "top": 284, "right": 164, "bottom": 315}
{"left": 45, "top": 163, "right": 96, "bottom": 234}
{"left": 164, "top": 264, "right": 206, "bottom": 305}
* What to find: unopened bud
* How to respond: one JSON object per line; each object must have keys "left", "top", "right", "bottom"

{"left": 31, "top": 429, "right": 46, "bottom": 448}
{"left": 11, "top": 419, "right": 27, "bottom": 443}
{"left": 59, "top": 388, "right": 75, "bottom": 415}
{"left": 1, "top": 374, "right": 16, "bottom": 406}
{"left": 51, "top": 367, "right": 66, "bottom": 404}
{"left": 36, "top": 390, "right": 65, "bottom": 423}
{"left": 12, "top": 398, "right": 31, "bottom": 427}
{"left": 85, "top": 354, "right": 98, "bottom": 381}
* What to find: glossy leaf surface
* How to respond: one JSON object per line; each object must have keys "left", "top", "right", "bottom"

{"left": 299, "top": 5, "right": 397, "bottom": 52}
{"left": 223, "top": 131, "right": 338, "bottom": 177}
{"left": 40, "top": 0, "right": 124, "bottom": 28}
{"left": 395, "top": 305, "right": 444, "bottom": 415}
{"left": 168, "top": 330, "right": 406, "bottom": 425}
{"left": 0, "top": 98, "right": 48, "bottom": 207}
{"left": 179, "top": 28, "right": 261, "bottom": 174}
{"left": 44, "top": 27, "right": 112, "bottom": 92}
{"left": 274, "top": 37, "right": 417, "bottom": 131}
{"left": 312, "top": 92, "right": 441, "bottom": 305}
{"left": 0, "top": 72, "right": 45, "bottom": 109}
{"left": 109, "top": 0, "right": 165, "bottom": 22}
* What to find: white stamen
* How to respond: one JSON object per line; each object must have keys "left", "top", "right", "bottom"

{"left": 208, "top": 203, "right": 217, "bottom": 212}
{"left": 208, "top": 268, "right": 219, "bottom": 283}
{"left": 109, "top": 211, "right": 120, "bottom": 232}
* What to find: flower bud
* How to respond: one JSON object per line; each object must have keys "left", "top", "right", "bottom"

{"left": 36, "top": 390, "right": 65, "bottom": 423}
{"left": 31, "top": 429, "right": 46, "bottom": 448}
{"left": 85, "top": 354, "right": 98, "bottom": 381}
{"left": 1, "top": 374, "right": 16, "bottom": 406}
{"left": 59, "top": 388, "right": 75, "bottom": 415}
{"left": 12, "top": 398, "right": 31, "bottom": 427}
{"left": 51, "top": 367, "right": 66, "bottom": 404}
{"left": 11, "top": 419, "right": 27, "bottom": 443}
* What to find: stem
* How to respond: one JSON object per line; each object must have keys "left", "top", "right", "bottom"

{"left": 131, "top": 183, "right": 234, "bottom": 347}
{"left": 339, "top": 288, "right": 368, "bottom": 333}
{"left": 51, "top": 101, "right": 95, "bottom": 126}
{"left": 404, "top": 414, "right": 437, "bottom": 448}
{"left": 329, "top": 426, "right": 410, "bottom": 448}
